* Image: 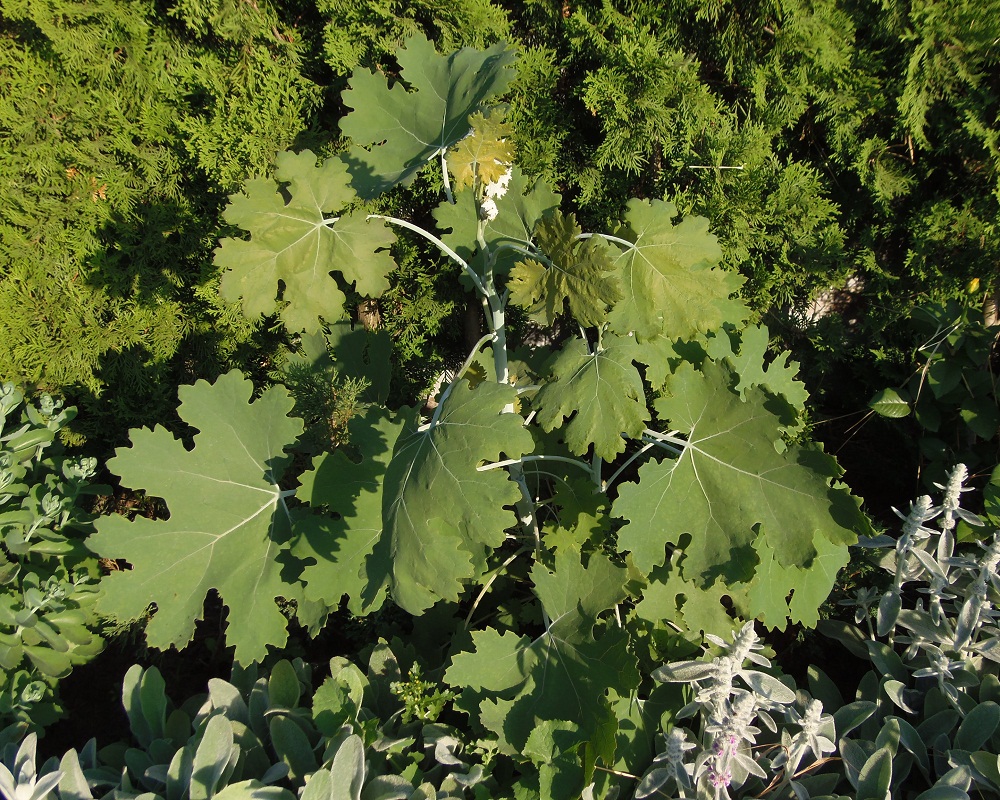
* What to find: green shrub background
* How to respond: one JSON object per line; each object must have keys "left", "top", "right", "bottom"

{"left": 2, "top": 0, "right": 997, "bottom": 457}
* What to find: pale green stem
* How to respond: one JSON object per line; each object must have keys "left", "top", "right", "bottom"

{"left": 368, "top": 214, "right": 487, "bottom": 297}
{"left": 494, "top": 241, "right": 554, "bottom": 267}
{"left": 464, "top": 546, "right": 530, "bottom": 629}
{"left": 429, "top": 332, "right": 497, "bottom": 427}
{"left": 604, "top": 440, "right": 658, "bottom": 490}
{"left": 576, "top": 232, "right": 637, "bottom": 251}
{"left": 477, "top": 454, "right": 593, "bottom": 474}
{"left": 605, "top": 431, "right": 685, "bottom": 490}
{"left": 511, "top": 468, "right": 550, "bottom": 628}
{"left": 643, "top": 428, "right": 688, "bottom": 452}
{"left": 440, "top": 150, "right": 454, "bottom": 205}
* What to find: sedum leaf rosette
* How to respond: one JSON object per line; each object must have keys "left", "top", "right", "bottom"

{"left": 89, "top": 370, "right": 306, "bottom": 664}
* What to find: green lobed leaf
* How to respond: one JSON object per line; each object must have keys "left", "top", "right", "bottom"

{"left": 745, "top": 530, "right": 849, "bottom": 629}
{"left": 214, "top": 151, "right": 396, "bottom": 332}
{"left": 292, "top": 408, "right": 403, "bottom": 615}
{"left": 381, "top": 380, "right": 533, "bottom": 613}
{"left": 446, "top": 551, "right": 637, "bottom": 752}
{"left": 614, "top": 360, "right": 869, "bottom": 581}
{"left": 632, "top": 552, "right": 742, "bottom": 640}
{"left": 705, "top": 324, "right": 808, "bottom": 422}
{"left": 533, "top": 334, "right": 649, "bottom": 460}
{"left": 340, "top": 34, "right": 516, "bottom": 198}
{"left": 507, "top": 210, "right": 620, "bottom": 328}
{"left": 446, "top": 109, "right": 514, "bottom": 190}
{"left": 89, "top": 370, "right": 306, "bottom": 664}
{"left": 606, "top": 199, "right": 747, "bottom": 341}
{"left": 632, "top": 332, "right": 681, "bottom": 391}
{"left": 433, "top": 167, "right": 561, "bottom": 284}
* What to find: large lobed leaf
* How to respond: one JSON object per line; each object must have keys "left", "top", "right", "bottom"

{"left": 705, "top": 324, "right": 808, "bottom": 429}
{"left": 292, "top": 409, "right": 403, "bottom": 616}
{"left": 533, "top": 334, "right": 649, "bottom": 460}
{"left": 607, "top": 199, "right": 747, "bottom": 341}
{"left": 214, "top": 150, "right": 395, "bottom": 333}
{"left": 446, "top": 551, "right": 638, "bottom": 753}
{"left": 381, "top": 380, "right": 533, "bottom": 614}
{"left": 341, "top": 34, "right": 516, "bottom": 198}
{"left": 433, "top": 167, "right": 561, "bottom": 284}
{"left": 446, "top": 109, "right": 514, "bottom": 190}
{"left": 507, "top": 210, "right": 621, "bottom": 328}
{"left": 88, "top": 371, "right": 305, "bottom": 664}
{"left": 614, "top": 360, "right": 869, "bottom": 584}
{"left": 745, "top": 531, "right": 849, "bottom": 629}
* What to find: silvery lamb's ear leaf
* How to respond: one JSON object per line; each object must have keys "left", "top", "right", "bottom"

{"left": 834, "top": 701, "right": 877, "bottom": 739}
{"left": 876, "top": 591, "right": 902, "bottom": 637}
{"left": 206, "top": 681, "right": 249, "bottom": 726}
{"left": 889, "top": 717, "right": 930, "bottom": 777}
{"left": 912, "top": 786, "right": 970, "bottom": 800}
{"left": 807, "top": 666, "right": 845, "bottom": 711}
{"left": 634, "top": 767, "right": 673, "bottom": 800}
{"left": 300, "top": 769, "right": 331, "bottom": 800}
{"left": 954, "top": 594, "right": 983, "bottom": 651}
{"left": 259, "top": 764, "right": 288, "bottom": 786}
{"left": 817, "top": 619, "right": 872, "bottom": 660}
{"left": 742, "top": 670, "right": 796, "bottom": 704}
{"left": 356, "top": 774, "right": 412, "bottom": 800}
{"left": 856, "top": 746, "right": 893, "bottom": 800}
{"left": 866, "top": 641, "right": 907, "bottom": 683}
{"left": 883, "top": 680, "right": 919, "bottom": 714}
{"left": 837, "top": 739, "right": 870, "bottom": 789}
{"left": 190, "top": 715, "right": 237, "bottom": 800}
{"left": 268, "top": 716, "right": 317, "bottom": 784}
{"left": 267, "top": 661, "right": 301, "bottom": 711}
{"left": 917, "top": 709, "right": 960, "bottom": 743}
{"left": 874, "top": 718, "right": 901, "bottom": 758}
{"left": 329, "top": 735, "right": 365, "bottom": 800}
{"left": 955, "top": 702, "right": 1000, "bottom": 752}
{"left": 650, "top": 660, "right": 715, "bottom": 683}
{"left": 57, "top": 749, "right": 93, "bottom": 800}
{"left": 967, "top": 752, "right": 1000, "bottom": 790}
{"left": 896, "top": 608, "right": 951, "bottom": 642}
{"left": 212, "top": 780, "right": 295, "bottom": 800}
